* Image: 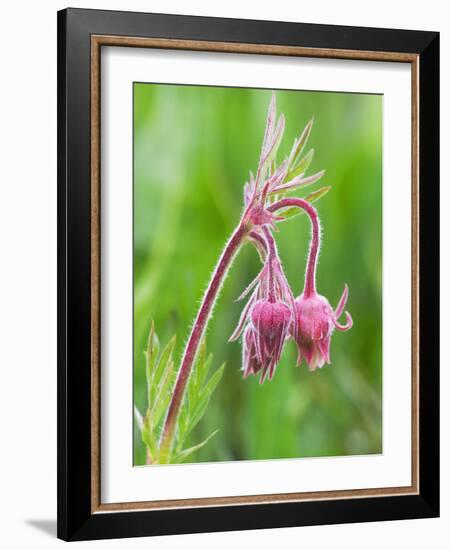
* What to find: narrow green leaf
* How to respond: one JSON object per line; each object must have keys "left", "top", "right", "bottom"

{"left": 152, "top": 335, "right": 176, "bottom": 397}
{"left": 199, "top": 363, "right": 225, "bottom": 401}
{"left": 277, "top": 206, "right": 302, "bottom": 221}
{"left": 179, "top": 344, "right": 208, "bottom": 450}
{"left": 277, "top": 186, "right": 332, "bottom": 221}
{"left": 176, "top": 403, "right": 190, "bottom": 451}
{"left": 198, "top": 353, "right": 213, "bottom": 390}
{"left": 290, "top": 118, "right": 313, "bottom": 168}
{"left": 153, "top": 391, "right": 172, "bottom": 429}
{"left": 186, "top": 364, "right": 200, "bottom": 419}
{"left": 304, "top": 185, "right": 332, "bottom": 204}
{"left": 178, "top": 396, "right": 192, "bottom": 451}
{"left": 178, "top": 356, "right": 220, "bottom": 451}
{"left": 152, "top": 361, "right": 176, "bottom": 427}
{"left": 142, "top": 430, "right": 158, "bottom": 463}
{"left": 183, "top": 363, "right": 225, "bottom": 438}
{"left": 285, "top": 148, "right": 314, "bottom": 182}
{"left": 193, "top": 340, "right": 207, "bottom": 397}
{"left": 186, "top": 340, "right": 212, "bottom": 415}
{"left": 270, "top": 170, "right": 325, "bottom": 196}
{"left": 142, "top": 411, "right": 158, "bottom": 460}
{"left": 186, "top": 393, "right": 211, "bottom": 436}
{"left": 175, "top": 430, "right": 219, "bottom": 463}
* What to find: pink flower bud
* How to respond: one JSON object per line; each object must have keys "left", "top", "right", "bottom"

{"left": 246, "top": 299, "right": 291, "bottom": 382}
{"left": 294, "top": 285, "right": 353, "bottom": 372}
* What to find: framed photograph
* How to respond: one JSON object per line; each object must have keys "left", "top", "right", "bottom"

{"left": 57, "top": 8, "right": 439, "bottom": 541}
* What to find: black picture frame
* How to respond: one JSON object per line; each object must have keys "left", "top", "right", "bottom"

{"left": 57, "top": 7, "right": 439, "bottom": 541}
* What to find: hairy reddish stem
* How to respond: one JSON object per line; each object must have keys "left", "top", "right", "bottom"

{"left": 268, "top": 198, "right": 320, "bottom": 298}
{"left": 159, "top": 223, "right": 248, "bottom": 459}
{"left": 262, "top": 226, "right": 277, "bottom": 303}
{"left": 249, "top": 230, "right": 268, "bottom": 254}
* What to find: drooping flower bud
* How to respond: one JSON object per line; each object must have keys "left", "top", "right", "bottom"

{"left": 294, "top": 285, "right": 353, "bottom": 371}
{"left": 248, "top": 299, "right": 291, "bottom": 381}
{"left": 230, "top": 223, "right": 296, "bottom": 383}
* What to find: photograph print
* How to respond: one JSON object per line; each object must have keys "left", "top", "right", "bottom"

{"left": 133, "top": 84, "right": 382, "bottom": 466}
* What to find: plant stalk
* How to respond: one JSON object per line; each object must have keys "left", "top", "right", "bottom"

{"left": 262, "top": 226, "right": 277, "bottom": 303}
{"left": 159, "top": 222, "right": 248, "bottom": 460}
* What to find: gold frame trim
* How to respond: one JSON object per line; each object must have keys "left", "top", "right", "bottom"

{"left": 90, "top": 35, "right": 420, "bottom": 514}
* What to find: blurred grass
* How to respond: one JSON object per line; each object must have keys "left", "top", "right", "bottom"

{"left": 133, "top": 84, "right": 382, "bottom": 465}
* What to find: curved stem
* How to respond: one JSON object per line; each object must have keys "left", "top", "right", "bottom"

{"left": 268, "top": 198, "right": 320, "bottom": 298}
{"left": 159, "top": 222, "right": 248, "bottom": 460}
{"left": 248, "top": 230, "right": 268, "bottom": 264}
{"left": 262, "top": 226, "right": 277, "bottom": 302}
{"left": 262, "top": 226, "right": 277, "bottom": 260}
{"left": 249, "top": 230, "right": 268, "bottom": 254}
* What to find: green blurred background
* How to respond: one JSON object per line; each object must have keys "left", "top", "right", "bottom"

{"left": 133, "top": 83, "right": 382, "bottom": 465}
